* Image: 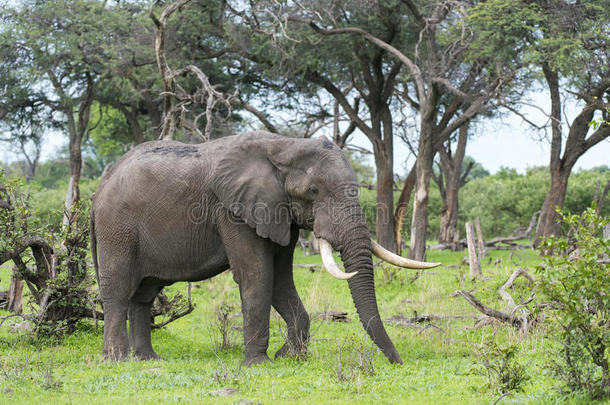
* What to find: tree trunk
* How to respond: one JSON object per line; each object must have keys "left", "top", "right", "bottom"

{"left": 409, "top": 109, "right": 435, "bottom": 261}
{"left": 372, "top": 105, "right": 396, "bottom": 252}
{"left": 64, "top": 132, "right": 83, "bottom": 223}
{"left": 119, "top": 105, "right": 145, "bottom": 144}
{"left": 465, "top": 221, "right": 481, "bottom": 279}
{"left": 535, "top": 168, "right": 570, "bottom": 245}
{"left": 374, "top": 146, "right": 396, "bottom": 252}
{"left": 437, "top": 122, "right": 469, "bottom": 246}
{"left": 393, "top": 164, "right": 416, "bottom": 255}
{"left": 438, "top": 185, "right": 459, "bottom": 245}
{"left": 7, "top": 274, "right": 23, "bottom": 313}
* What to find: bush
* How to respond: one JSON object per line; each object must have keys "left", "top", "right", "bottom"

{"left": 476, "top": 337, "right": 530, "bottom": 395}
{"left": 536, "top": 207, "right": 610, "bottom": 399}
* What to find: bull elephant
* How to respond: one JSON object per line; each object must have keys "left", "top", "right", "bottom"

{"left": 90, "top": 131, "right": 439, "bottom": 365}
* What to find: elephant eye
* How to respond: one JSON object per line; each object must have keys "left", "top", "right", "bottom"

{"left": 308, "top": 185, "right": 319, "bottom": 198}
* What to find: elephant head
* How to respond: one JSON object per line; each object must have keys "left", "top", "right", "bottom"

{"left": 213, "top": 131, "right": 439, "bottom": 364}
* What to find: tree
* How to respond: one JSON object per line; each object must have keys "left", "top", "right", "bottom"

{"left": 286, "top": 1, "right": 523, "bottom": 259}
{"left": 0, "top": 0, "right": 135, "bottom": 221}
{"left": 433, "top": 122, "right": 472, "bottom": 245}
{"left": 0, "top": 106, "right": 46, "bottom": 182}
{"left": 529, "top": 1, "right": 610, "bottom": 244}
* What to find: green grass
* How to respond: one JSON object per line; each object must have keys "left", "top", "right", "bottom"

{"left": 0, "top": 248, "right": 596, "bottom": 404}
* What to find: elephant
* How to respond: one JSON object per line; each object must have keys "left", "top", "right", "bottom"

{"left": 90, "top": 130, "right": 439, "bottom": 365}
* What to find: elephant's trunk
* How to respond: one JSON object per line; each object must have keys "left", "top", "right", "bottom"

{"left": 339, "top": 220, "right": 403, "bottom": 364}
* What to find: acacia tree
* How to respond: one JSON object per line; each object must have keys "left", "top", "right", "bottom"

{"left": 288, "top": 1, "right": 524, "bottom": 259}
{"left": 471, "top": 0, "right": 610, "bottom": 244}
{"left": 529, "top": 1, "right": 610, "bottom": 244}
{"left": 0, "top": 0, "right": 134, "bottom": 219}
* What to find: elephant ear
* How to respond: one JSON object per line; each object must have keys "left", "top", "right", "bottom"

{"left": 212, "top": 139, "right": 291, "bottom": 246}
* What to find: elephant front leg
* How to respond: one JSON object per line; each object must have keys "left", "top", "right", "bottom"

{"left": 237, "top": 274, "right": 273, "bottom": 366}
{"left": 220, "top": 219, "right": 275, "bottom": 366}
{"left": 272, "top": 228, "right": 310, "bottom": 359}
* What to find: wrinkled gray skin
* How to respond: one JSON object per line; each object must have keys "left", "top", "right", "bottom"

{"left": 91, "top": 131, "right": 402, "bottom": 365}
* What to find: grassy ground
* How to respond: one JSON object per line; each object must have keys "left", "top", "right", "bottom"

{"left": 0, "top": 247, "right": 595, "bottom": 404}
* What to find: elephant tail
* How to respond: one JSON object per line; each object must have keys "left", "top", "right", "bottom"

{"left": 90, "top": 207, "right": 100, "bottom": 285}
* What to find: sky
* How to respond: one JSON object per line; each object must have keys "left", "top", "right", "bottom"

{"left": 1, "top": 91, "right": 608, "bottom": 175}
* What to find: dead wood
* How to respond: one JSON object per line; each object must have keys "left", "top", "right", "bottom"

{"left": 498, "top": 268, "right": 534, "bottom": 308}
{"left": 149, "top": 0, "right": 232, "bottom": 141}
{"left": 317, "top": 311, "right": 351, "bottom": 322}
{"left": 484, "top": 211, "right": 540, "bottom": 248}
{"left": 429, "top": 211, "right": 541, "bottom": 251}
{"left": 387, "top": 314, "right": 476, "bottom": 323}
{"left": 466, "top": 222, "right": 482, "bottom": 278}
{"left": 7, "top": 275, "right": 23, "bottom": 313}
{"left": 452, "top": 267, "right": 538, "bottom": 334}
{"left": 475, "top": 217, "right": 487, "bottom": 259}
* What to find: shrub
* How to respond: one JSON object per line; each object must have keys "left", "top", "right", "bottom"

{"left": 476, "top": 337, "right": 530, "bottom": 395}
{"left": 537, "top": 207, "right": 610, "bottom": 399}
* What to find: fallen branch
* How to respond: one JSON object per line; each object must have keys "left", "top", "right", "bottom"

{"left": 317, "top": 311, "right": 351, "bottom": 322}
{"left": 453, "top": 290, "right": 519, "bottom": 326}
{"left": 428, "top": 211, "right": 541, "bottom": 251}
{"left": 386, "top": 314, "right": 476, "bottom": 324}
{"left": 498, "top": 268, "right": 534, "bottom": 308}
{"left": 485, "top": 211, "right": 540, "bottom": 248}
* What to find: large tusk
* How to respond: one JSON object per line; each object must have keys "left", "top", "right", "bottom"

{"left": 318, "top": 238, "right": 358, "bottom": 280}
{"left": 371, "top": 240, "right": 441, "bottom": 269}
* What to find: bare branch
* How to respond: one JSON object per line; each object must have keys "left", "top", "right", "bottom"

{"left": 289, "top": 16, "right": 426, "bottom": 102}
{"left": 150, "top": 0, "right": 232, "bottom": 141}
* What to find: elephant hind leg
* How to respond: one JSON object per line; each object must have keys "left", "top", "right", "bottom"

{"left": 101, "top": 300, "right": 130, "bottom": 361}
{"left": 99, "top": 279, "right": 131, "bottom": 360}
{"left": 128, "top": 279, "right": 162, "bottom": 360}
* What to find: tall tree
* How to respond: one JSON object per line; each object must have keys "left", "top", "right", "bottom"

{"left": 471, "top": 0, "right": 610, "bottom": 244}
{"left": 285, "top": 1, "right": 523, "bottom": 259}
{"left": 529, "top": 0, "right": 610, "bottom": 244}
{"left": 0, "top": 0, "right": 135, "bottom": 219}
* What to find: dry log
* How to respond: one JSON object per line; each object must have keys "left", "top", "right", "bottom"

{"left": 457, "top": 289, "right": 536, "bottom": 334}
{"left": 429, "top": 211, "right": 540, "bottom": 251}
{"left": 484, "top": 211, "right": 540, "bottom": 247}
{"left": 386, "top": 314, "right": 476, "bottom": 324}
{"left": 475, "top": 217, "right": 487, "bottom": 259}
{"left": 317, "top": 311, "right": 351, "bottom": 322}
{"left": 466, "top": 222, "right": 482, "bottom": 278}
{"left": 498, "top": 268, "right": 534, "bottom": 308}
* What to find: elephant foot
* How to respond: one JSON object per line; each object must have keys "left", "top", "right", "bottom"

{"left": 243, "top": 353, "right": 270, "bottom": 366}
{"left": 134, "top": 350, "right": 163, "bottom": 361}
{"left": 274, "top": 342, "right": 307, "bottom": 359}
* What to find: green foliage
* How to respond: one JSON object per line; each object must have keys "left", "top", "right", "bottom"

{"left": 34, "top": 201, "right": 95, "bottom": 338}
{"left": 86, "top": 103, "right": 134, "bottom": 170}
{"left": 460, "top": 167, "right": 610, "bottom": 239}
{"left": 466, "top": 0, "right": 542, "bottom": 68}
{"left": 536, "top": 208, "right": 610, "bottom": 399}
{"left": 0, "top": 171, "right": 45, "bottom": 256}
{"left": 476, "top": 337, "right": 530, "bottom": 395}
